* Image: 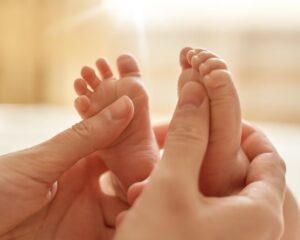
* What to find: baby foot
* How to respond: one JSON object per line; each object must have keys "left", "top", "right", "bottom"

{"left": 178, "top": 47, "right": 249, "bottom": 196}
{"left": 74, "top": 55, "right": 159, "bottom": 190}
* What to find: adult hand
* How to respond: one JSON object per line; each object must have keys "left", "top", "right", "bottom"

{"left": 0, "top": 96, "right": 134, "bottom": 240}
{"left": 115, "top": 82, "right": 286, "bottom": 240}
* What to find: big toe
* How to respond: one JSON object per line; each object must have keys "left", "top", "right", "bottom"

{"left": 117, "top": 54, "right": 141, "bottom": 78}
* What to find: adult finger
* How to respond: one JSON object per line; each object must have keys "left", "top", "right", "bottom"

{"left": 242, "top": 122, "right": 277, "bottom": 162}
{"left": 241, "top": 129, "right": 286, "bottom": 207}
{"left": 241, "top": 120, "right": 258, "bottom": 145}
{"left": 1, "top": 96, "right": 134, "bottom": 185}
{"left": 159, "top": 81, "right": 209, "bottom": 187}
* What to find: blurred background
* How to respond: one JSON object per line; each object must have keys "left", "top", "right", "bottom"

{"left": 1, "top": 0, "right": 300, "bottom": 121}
{"left": 0, "top": 0, "right": 299, "bottom": 198}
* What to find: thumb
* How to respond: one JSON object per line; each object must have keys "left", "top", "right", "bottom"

{"left": 2, "top": 96, "right": 134, "bottom": 184}
{"left": 159, "top": 82, "right": 210, "bottom": 188}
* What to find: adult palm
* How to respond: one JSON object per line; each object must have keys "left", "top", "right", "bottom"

{"left": 1, "top": 155, "right": 126, "bottom": 240}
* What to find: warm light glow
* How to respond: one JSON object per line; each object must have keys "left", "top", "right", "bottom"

{"left": 102, "top": 0, "right": 300, "bottom": 28}
{"left": 47, "top": 0, "right": 300, "bottom": 35}
{"left": 102, "top": 0, "right": 147, "bottom": 26}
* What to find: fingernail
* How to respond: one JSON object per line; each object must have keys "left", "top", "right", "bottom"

{"left": 109, "top": 96, "right": 132, "bottom": 120}
{"left": 179, "top": 82, "right": 206, "bottom": 108}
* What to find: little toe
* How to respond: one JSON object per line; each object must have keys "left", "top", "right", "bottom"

{"left": 96, "top": 58, "right": 114, "bottom": 80}
{"left": 200, "top": 57, "right": 227, "bottom": 77}
{"left": 74, "top": 78, "right": 92, "bottom": 97}
{"left": 81, "top": 66, "right": 101, "bottom": 90}
{"left": 117, "top": 54, "right": 141, "bottom": 78}
{"left": 74, "top": 95, "right": 91, "bottom": 118}
{"left": 179, "top": 47, "right": 193, "bottom": 69}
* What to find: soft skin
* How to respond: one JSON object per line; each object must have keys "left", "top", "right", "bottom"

{"left": 0, "top": 96, "right": 134, "bottom": 240}
{"left": 118, "top": 47, "right": 300, "bottom": 239}
{"left": 115, "top": 81, "right": 289, "bottom": 240}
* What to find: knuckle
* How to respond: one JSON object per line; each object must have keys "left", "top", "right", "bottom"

{"left": 168, "top": 124, "right": 203, "bottom": 144}
{"left": 72, "top": 120, "right": 92, "bottom": 142}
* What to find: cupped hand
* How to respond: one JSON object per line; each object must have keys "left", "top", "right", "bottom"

{"left": 0, "top": 96, "right": 133, "bottom": 240}
{"left": 115, "top": 82, "right": 286, "bottom": 240}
